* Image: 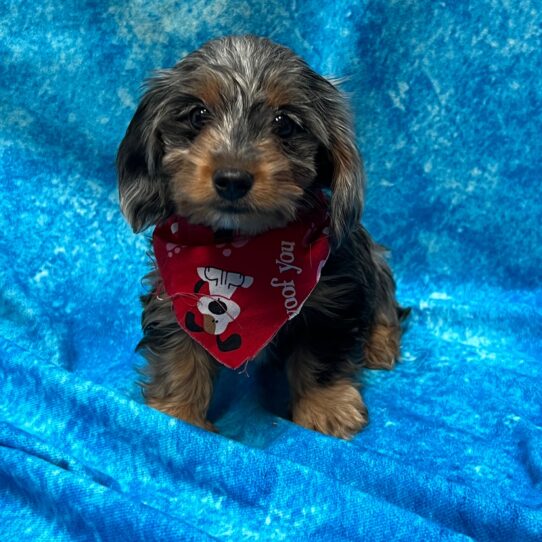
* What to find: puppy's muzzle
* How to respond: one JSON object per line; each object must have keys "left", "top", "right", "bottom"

{"left": 213, "top": 169, "right": 253, "bottom": 201}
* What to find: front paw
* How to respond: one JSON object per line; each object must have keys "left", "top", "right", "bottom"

{"left": 292, "top": 380, "right": 368, "bottom": 439}
{"left": 147, "top": 398, "right": 217, "bottom": 433}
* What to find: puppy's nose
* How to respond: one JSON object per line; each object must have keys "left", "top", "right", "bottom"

{"left": 208, "top": 299, "right": 227, "bottom": 315}
{"left": 213, "top": 169, "right": 253, "bottom": 201}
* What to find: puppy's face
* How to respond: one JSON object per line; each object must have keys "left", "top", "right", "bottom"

{"left": 159, "top": 61, "right": 320, "bottom": 234}
{"left": 117, "top": 36, "right": 364, "bottom": 241}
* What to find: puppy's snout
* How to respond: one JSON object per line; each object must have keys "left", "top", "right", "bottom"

{"left": 213, "top": 169, "right": 253, "bottom": 201}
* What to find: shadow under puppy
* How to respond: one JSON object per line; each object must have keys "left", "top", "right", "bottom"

{"left": 117, "top": 35, "right": 407, "bottom": 439}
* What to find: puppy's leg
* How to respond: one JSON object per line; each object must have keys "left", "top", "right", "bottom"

{"left": 287, "top": 346, "right": 368, "bottom": 439}
{"left": 363, "top": 318, "right": 402, "bottom": 370}
{"left": 142, "top": 332, "right": 218, "bottom": 431}
{"left": 280, "top": 235, "right": 369, "bottom": 439}
{"left": 138, "top": 272, "right": 218, "bottom": 431}
{"left": 362, "top": 243, "right": 409, "bottom": 370}
{"left": 282, "top": 227, "right": 405, "bottom": 439}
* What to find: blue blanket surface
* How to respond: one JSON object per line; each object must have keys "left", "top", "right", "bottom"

{"left": 1, "top": 1, "right": 541, "bottom": 540}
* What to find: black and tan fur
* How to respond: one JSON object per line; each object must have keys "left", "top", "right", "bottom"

{"left": 117, "top": 35, "right": 407, "bottom": 439}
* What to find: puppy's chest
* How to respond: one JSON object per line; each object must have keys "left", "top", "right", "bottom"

{"left": 153, "top": 213, "right": 331, "bottom": 369}
{"left": 303, "top": 250, "right": 361, "bottom": 314}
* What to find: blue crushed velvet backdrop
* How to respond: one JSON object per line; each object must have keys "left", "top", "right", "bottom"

{"left": 1, "top": 0, "right": 541, "bottom": 540}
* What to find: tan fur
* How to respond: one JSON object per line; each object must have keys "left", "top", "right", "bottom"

{"left": 193, "top": 73, "right": 224, "bottom": 110}
{"left": 364, "top": 323, "right": 401, "bottom": 370}
{"left": 165, "top": 128, "right": 221, "bottom": 207}
{"left": 166, "top": 133, "right": 306, "bottom": 235}
{"left": 264, "top": 80, "right": 296, "bottom": 109}
{"left": 139, "top": 273, "right": 218, "bottom": 430}
{"left": 117, "top": 36, "right": 408, "bottom": 440}
{"left": 291, "top": 379, "right": 368, "bottom": 440}
{"left": 287, "top": 348, "right": 367, "bottom": 439}
{"left": 143, "top": 331, "right": 218, "bottom": 430}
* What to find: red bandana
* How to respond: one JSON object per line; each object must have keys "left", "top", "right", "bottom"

{"left": 152, "top": 206, "right": 331, "bottom": 369}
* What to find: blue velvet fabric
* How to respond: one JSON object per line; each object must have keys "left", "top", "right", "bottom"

{"left": 1, "top": 1, "right": 541, "bottom": 540}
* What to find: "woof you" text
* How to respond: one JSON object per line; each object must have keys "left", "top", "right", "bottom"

{"left": 270, "top": 241, "right": 302, "bottom": 319}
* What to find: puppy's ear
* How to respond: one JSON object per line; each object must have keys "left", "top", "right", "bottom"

{"left": 116, "top": 90, "right": 171, "bottom": 233}
{"left": 316, "top": 80, "right": 365, "bottom": 246}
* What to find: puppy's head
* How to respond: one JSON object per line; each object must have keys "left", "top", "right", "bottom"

{"left": 117, "top": 35, "right": 364, "bottom": 243}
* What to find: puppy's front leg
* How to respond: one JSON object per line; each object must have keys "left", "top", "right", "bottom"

{"left": 139, "top": 284, "right": 218, "bottom": 431}
{"left": 142, "top": 331, "right": 218, "bottom": 431}
{"left": 287, "top": 347, "right": 368, "bottom": 440}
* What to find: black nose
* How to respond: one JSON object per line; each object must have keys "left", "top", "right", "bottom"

{"left": 208, "top": 299, "right": 228, "bottom": 315}
{"left": 213, "top": 169, "right": 253, "bottom": 201}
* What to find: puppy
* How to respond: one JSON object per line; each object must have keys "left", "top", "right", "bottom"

{"left": 117, "top": 35, "right": 407, "bottom": 439}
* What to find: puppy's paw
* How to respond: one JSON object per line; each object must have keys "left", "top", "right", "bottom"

{"left": 292, "top": 380, "right": 368, "bottom": 439}
{"left": 364, "top": 323, "right": 400, "bottom": 370}
{"left": 147, "top": 398, "right": 217, "bottom": 433}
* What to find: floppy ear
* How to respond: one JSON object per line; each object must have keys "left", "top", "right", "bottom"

{"left": 116, "top": 90, "right": 171, "bottom": 232}
{"left": 315, "top": 80, "right": 365, "bottom": 246}
{"left": 327, "top": 111, "right": 365, "bottom": 246}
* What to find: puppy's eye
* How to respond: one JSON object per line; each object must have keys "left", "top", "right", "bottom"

{"left": 189, "top": 106, "right": 211, "bottom": 130}
{"left": 273, "top": 113, "right": 298, "bottom": 138}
